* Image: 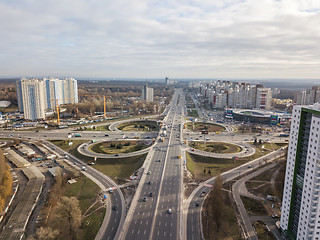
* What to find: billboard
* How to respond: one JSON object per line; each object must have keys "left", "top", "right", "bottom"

{"left": 270, "top": 115, "right": 278, "bottom": 125}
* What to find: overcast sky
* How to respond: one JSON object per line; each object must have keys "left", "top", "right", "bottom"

{"left": 0, "top": 0, "right": 320, "bottom": 79}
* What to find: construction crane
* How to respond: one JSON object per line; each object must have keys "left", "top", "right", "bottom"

{"left": 48, "top": 98, "right": 75, "bottom": 125}
{"left": 104, "top": 95, "right": 107, "bottom": 119}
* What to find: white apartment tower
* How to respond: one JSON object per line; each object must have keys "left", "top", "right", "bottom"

{"left": 16, "top": 78, "right": 46, "bottom": 120}
{"left": 142, "top": 84, "right": 154, "bottom": 102}
{"left": 280, "top": 104, "right": 320, "bottom": 240}
{"left": 17, "top": 77, "right": 78, "bottom": 120}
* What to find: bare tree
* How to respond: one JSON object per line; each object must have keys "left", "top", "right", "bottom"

{"left": 57, "top": 196, "right": 82, "bottom": 240}
{"left": 29, "top": 227, "right": 59, "bottom": 240}
{"left": 212, "top": 174, "right": 223, "bottom": 231}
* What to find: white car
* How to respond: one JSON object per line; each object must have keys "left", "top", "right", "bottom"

{"left": 167, "top": 209, "right": 172, "bottom": 214}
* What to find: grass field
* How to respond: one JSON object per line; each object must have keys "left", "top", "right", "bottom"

{"left": 185, "top": 122, "right": 225, "bottom": 132}
{"left": 64, "top": 175, "right": 105, "bottom": 240}
{"left": 85, "top": 124, "right": 111, "bottom": 131}
{"left": 117, "top": 120, "right": 160, "bottom": 132}
{"left": 186, "top": 143, "right": 285, "bottom": 181}
{"left": 189, "top": 141, "right": 241, "bottom": 154}
{"left": 202, "top": 190, "right": 242, "bottom": 239}
{"left": 90, "top": 140, "right": 151, "bottom": 154}
{"left": 50, "top": 140, "right": 88, "bottom": 152}
{"left": 186, "top": 153, "right": 244, "bottom": 181}
{"left": 187, "top": 109, "right": 199, "bottom": 118}
{"left": 70, "top": 147, "right": 146, "bottom": 183}
{"left": 39, "top": 175, "right": 104, "bottom": 240}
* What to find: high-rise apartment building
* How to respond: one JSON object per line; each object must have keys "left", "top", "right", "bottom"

{"left": 17, "top": 77, "right": 78, "bottom": 120}
{"left": 142, "top": 84, "right": 154, "bottom": 102}
{"left": 16, "top": 78, "right": 46, "bottom": 120}
{"left": 280, "top": 103, "right": 320, "bottom": 239}
{"left": 296, "top": 86, "right": 320, "bottom": 105}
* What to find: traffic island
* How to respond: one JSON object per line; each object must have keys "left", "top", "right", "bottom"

{"left": 117, "top": 120, "right": 160, "bottom": 132}
{"left": 185, "top": 122, "right": 225, "bottom": 132}
{"left": 189, "top": 141, "right": 241, "bottom": 154}
{"left": 89, "top": 140, "right": 152, "bottom": 154}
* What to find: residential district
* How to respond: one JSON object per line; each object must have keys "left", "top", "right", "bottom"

{"left": 0, "top": 77, "right": 319, "bottom": 240}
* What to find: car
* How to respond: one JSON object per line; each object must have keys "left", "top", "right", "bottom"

{"left": 93, "top": 135, "right": 96, "bottom": 137}
{"left": 143, "top": 197, "right": 147, "bottom": 202}
{"left": 156, "top": 160, "right": 161, "bottom": 162}
{"left": 195, "top": 201, "right": 200, "bottom": 206}
{"left": 44, "top": 135, "right": 47, "bottom": 137}
{"left": 112, "top": 206, "right": 117, "bottom": 210}
{"left": 105, "top": 134, "right": 109, "bottom": 137}
{"left": 167, "top": 209, "right": 172, "bottom": 214}
{"left": 148, "top": 181, "right": 151, "bottom": 185}
{"left": 147, "top": 171, "right": 151, "bottom": 175}
{"left": 146, "top": 136, "right": 151, "bottom": 139}
{"left": 271, "top": 214, "right": 279, "bottom": 218}
{"left": 149, "top": 192, "right": 153, "bottom": 197}
{"left": 248, "top": 165, "right": 252, "bottom": 168}
{"left": 191, "top": 149, "right": 195, "bottom": 152}
{"left": 115, "top": 154, "right": 119, "bottom": 156}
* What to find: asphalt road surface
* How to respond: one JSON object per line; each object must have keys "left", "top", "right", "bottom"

{"left": 124, "top": 89, "right": 185, "bottom": 240}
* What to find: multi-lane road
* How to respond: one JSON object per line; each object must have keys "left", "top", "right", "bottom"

{"left": 122, "top": 89, "right": 185, "bottom": 240}
{"left": 0, "top": 88, "right": 289, "bottom": 240}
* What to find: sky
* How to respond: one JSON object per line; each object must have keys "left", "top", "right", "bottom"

{"left": 0, "top": 0, "right": 320, "bottom": 79}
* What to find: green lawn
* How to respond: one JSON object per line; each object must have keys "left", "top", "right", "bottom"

{"left": 70, "top": 148, "right": 146, "bottom": 184}
{"left": 90, "top": 141, "right": 151, "bottom": 154}
{"left": 85, "top": 124, "right": 111, "bottom": 131}
{"left": 50, "top": 140, "right": 88, "bottom": 152}
{"left": 63, "top": 175, "right": 105, "bottom": 240}
{"left": 185, "top": 122, "right": 225, "bottom": 132}
{"left": 189, "top": 141, "right": 241, "bottom": 154}
{"left": 186, "top": 143, "right": 284, "bottom": 181}
{"left": 186, "top": 153, "right": 243, "bottom": 181}
{"left": 187, "top": 110, "right": 199, "bottom": 118}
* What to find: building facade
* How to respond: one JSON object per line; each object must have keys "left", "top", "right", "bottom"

{"left": 17, "top": 78, "right": 78, "bottom": 120}
{"left": 142, "top": 84, "right": 154, "bottom": 102}
{"left": 16, "top": 78, "right": 46, "bottom": 120}
{"left": 296, "top": 86, "right": 320, "bottom": 105}
{"left": 280, "top": 103, "right": 320, "bottom": 239}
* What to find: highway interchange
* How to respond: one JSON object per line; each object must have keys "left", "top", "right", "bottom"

{"left": 0, "top": 88, "right": 289, "bottom": 240}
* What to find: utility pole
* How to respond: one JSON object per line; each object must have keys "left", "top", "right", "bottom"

{"left": 56, "top": 99, "right": 60, "bottom": 125}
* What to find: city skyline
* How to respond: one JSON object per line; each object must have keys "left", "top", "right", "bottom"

{"left": 1, "top": 0, "right": 320, "bottom": 79}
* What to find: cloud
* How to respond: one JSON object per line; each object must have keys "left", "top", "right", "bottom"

{"left": 0, "top": 0, "right": 319, "bottom": 78}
